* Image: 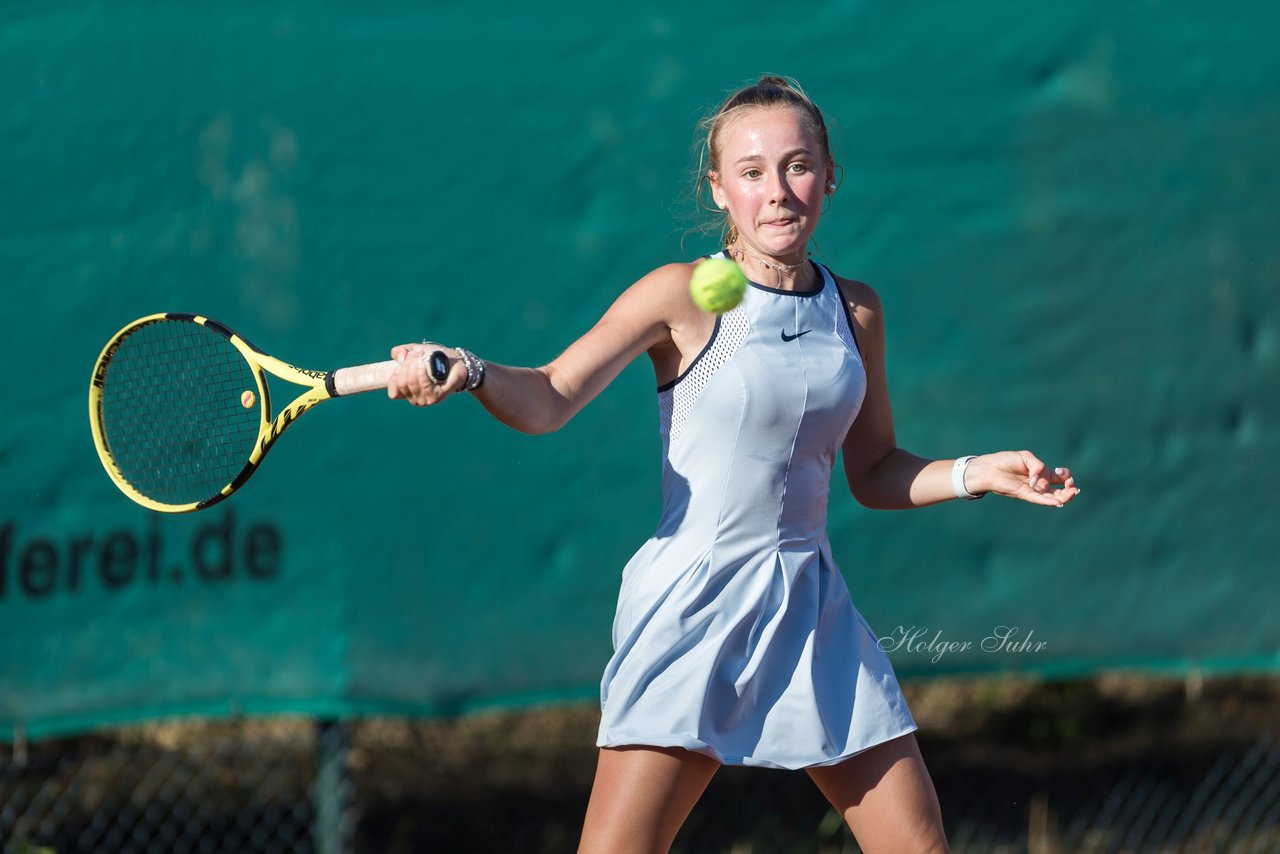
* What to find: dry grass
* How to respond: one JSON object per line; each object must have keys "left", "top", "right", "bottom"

{"left": 5, "top": 674, "right": 1279, "bottom": 852}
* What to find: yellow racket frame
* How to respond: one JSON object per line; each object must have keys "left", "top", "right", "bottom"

{"left": 89, "top": 313, "right": 393, "bottom": 513}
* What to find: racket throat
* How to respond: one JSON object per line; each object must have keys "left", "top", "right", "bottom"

{"left": 257, "top": 401, "right": 315, "bottom": 459}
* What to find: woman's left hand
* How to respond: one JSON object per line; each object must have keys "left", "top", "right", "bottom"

{"left": 965, "top": 451, "right": 1080, "bottom": 507}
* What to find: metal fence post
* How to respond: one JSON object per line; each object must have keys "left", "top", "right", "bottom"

{"left": 314, "top": 718, "right": 355, "bottom": 854}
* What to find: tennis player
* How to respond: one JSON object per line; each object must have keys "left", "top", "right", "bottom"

{"left": 387, "top": 76, "right": 1079, "bottom": 853}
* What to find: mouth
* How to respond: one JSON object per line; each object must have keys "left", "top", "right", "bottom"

{"left": 761, "top": 217, "right": 798, "bottom": 228}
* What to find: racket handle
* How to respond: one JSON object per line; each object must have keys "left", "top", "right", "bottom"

{"left": 328, "top": 361, "right": 399, "bottom": 396}
{"left": 327, "top": 351, "right": 451, "bottom": 396}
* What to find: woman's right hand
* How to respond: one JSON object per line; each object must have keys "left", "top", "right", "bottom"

{"left": 386, "top": 343, "right": 464, "bottom": 405}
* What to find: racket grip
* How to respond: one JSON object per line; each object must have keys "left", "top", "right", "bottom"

{"left": 328, "top": 360, "right": 399, "bottom": 396}
{"left": 327, "top": 352, "right": 451, "bottom": 396}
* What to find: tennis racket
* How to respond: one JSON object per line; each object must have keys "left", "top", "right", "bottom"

{"left": 89, "top": 313, "right": 449, "bottom": 513}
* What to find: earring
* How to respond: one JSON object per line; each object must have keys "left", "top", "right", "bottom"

{"left": 827, "top": 183, "right": 836, "bottom": 191}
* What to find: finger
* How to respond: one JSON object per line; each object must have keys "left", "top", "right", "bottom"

{"left": 449, "top": 361, "right": 468, "bottom": 392}
{"left": 413, "top": 352, "right": 455, "bottom": 405}
{"left": 394, "top": 343, "right": 431, "bottom": 363}
{"left": 425, "top": 375, "right": 463, "bottom": 401}
{"left": 1013, "top": 453, "right": 1044, "bottom": 486}
{"left": 388, "top": 362, "right": 413, "bottom": 400}
{"left": 386, "top": 360, "right": 406, "bottom": 398}
{"left": 404, "top": 355, "right": 433, "bottom": 403}
{"left": 417, "top": 351, "right": 447, "bottom": 399}
{"left": 1033, "top": 462, "right": 1057, "bottom": 493}
{"left": 1020, "top": 485, "right": 1066, "bottom": 508}
{"left": 393, "top": 342, "right": 438, "bottom": 364}
{"left": 1052, "top": 466, "right": 1076, "bottom": 489}
{"left": 407, "top": 358, "right": 433, "bottom": 405}
{"left": 421, "top": 351, "right": 465, "bottom": 397}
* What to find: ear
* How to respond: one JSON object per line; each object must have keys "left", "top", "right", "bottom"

{"left": 708, "top": 171, "right": 727, "bottom": 210}
{"left": 825, "top": 159, "right": 837, "bottom": 194}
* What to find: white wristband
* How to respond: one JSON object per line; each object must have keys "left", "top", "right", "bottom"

{"left": 952, "top": 455, "right": 984, "bottom": 500}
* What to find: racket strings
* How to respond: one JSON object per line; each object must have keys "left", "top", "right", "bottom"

{"left": 100, "top": 320, "right": 260, "bottom": 506}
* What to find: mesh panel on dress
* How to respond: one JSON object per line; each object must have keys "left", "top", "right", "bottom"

{"left": 820, "top": 264, "right": 863, "bottom": 360}
{"left": 659, "top": 306, "right": 752, "bottom": 448}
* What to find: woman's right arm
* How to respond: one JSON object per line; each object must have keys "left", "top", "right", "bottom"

{"left": 386, "top": 263, "right": 693, "bottom": 435}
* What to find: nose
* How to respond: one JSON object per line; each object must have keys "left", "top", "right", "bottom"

{"left": 766, "top": 167, "right": 790, "bottom": 205}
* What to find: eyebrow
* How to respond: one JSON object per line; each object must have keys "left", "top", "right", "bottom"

{"left": 735, "top": 147, "right": 814, "bottom": 165}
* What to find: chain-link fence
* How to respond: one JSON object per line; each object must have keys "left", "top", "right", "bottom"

{"left": 3, "top": 677, "right": 1279, "bottom": 852}
{"left": 927, "top": 731, "right": 1280, "bottom": 852}
{"left": 1, "top": 720, "right": 342, "bottom": 854}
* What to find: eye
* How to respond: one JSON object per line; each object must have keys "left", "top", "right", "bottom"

{"left": 742, "top": 168, "right": 762, "bottom": 179}
{"left": 788, "top": 162, "right": 810, "bottom": 174}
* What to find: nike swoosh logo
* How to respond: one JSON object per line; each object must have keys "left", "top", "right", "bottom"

{"left": 781, "top": 329, "right": 812, "bottom": 342}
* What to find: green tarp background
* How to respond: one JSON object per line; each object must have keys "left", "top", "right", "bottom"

{"left": 2, "top": 2, "right": 1277, "bottom": 740}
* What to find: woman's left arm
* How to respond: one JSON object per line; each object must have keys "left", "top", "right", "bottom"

{"left": 839, "top": 280, "right": 1080, "bottom": 510}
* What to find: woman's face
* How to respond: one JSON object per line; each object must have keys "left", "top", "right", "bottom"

{"left": 708, "top": 106, "right": 833, "bottom": 262}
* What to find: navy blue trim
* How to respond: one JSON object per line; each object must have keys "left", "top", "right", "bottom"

{"left": 197, "top": 459, "right": 259, "bottom": 510}
{"left": 819, "top": 262, "right": 864, "bottom": 360}
{"left": 195, "top": 491, "right": 233, "bottom": 511}
{"left": 256, "top": 366, "right": 272, "bottom": 420}
{"left": 197, "top": 315, "right": 269, "bottom": 354}
{"left": 746, "top": 260, "right": 825, "bottom": 297}
{"left": 657, "top": 313, "right": 722, "bottom": 392}
{"left": 202, "top": 317, "right": 238, "bottom": 340}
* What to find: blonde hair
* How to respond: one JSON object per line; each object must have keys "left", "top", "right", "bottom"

{"left": 693, "top": 75, "right": 836, "bottom": 248}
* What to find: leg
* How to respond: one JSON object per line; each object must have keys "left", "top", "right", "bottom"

{"left": 806, "top": 732, "right": 948, "bottom": 853}
{"left": 578, "top": 745, "right": 720, "bottom": 854}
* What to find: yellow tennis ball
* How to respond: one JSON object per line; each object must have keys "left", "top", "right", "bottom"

{"left": 689, "top": 257, "right": 747, "bottom": 314}
{"left": 241, "top": 389, "right": 256, "bottom": 409}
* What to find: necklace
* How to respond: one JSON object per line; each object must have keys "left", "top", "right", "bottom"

{"left": 730, "top": 242, "right": 810, "bottom": 288}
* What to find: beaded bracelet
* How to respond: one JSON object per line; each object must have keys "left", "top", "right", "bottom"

{"left": 454, "top": 347, "right": 486, "bottom": 391}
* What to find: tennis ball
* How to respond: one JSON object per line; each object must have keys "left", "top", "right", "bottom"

{"left": 241, "top": 389, "right": 256, "bottom": 409}
{"left": 689, "top": 257, "right": 747, "bottom": 314}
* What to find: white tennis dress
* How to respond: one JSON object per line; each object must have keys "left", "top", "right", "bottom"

{"left": 596, "top": 256, "right": 917, "bottom": 769}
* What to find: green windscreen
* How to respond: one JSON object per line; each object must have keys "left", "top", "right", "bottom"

{"left": 2, "top": 1, "right": 1276, "bottom": 740}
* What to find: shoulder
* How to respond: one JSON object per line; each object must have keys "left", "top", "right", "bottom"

{"left": 643, "top": 260, "right": 700, "bottom": 291}
{"left": 827, "top": 270, "right": 884, "bottom": 335}
{"left": 607, "top": 260, "right": 713, "bottom": 328}
{"left": 614, "top": 261, "right": 699, "bottom": 302}
{"left": 598, "top": 261, "right": 697, "bottom": 318}
{"left": 586, "top": 261, "right": 712, "bottom": 359}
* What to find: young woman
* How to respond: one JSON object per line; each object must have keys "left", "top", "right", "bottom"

{"left": 386, "top": 76, "right": 1079, "bottom": 853}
